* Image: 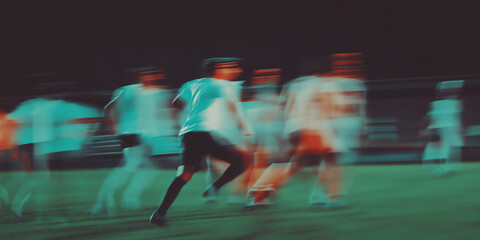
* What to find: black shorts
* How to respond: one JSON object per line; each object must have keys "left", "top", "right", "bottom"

{"left": 119, "top": 134, "right": 141, "bottom": 149}
{"left": 180, "top": 132, "right": 243, "bottom": 172}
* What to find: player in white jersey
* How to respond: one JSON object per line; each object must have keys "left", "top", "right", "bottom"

{"left": 149, "top": 58, "right": 253, "bottom": 226}
{"left": 204, "top": 79, "right": 249, "bottom": 202}
{"left": 245, "top": 56, "right": 355, "bottom": 209}
{"left": 8, "top": 98, "right": 51, "bottom": 174}
{"left": 87, "top": 67, "right": 178, "bottom": 215}
{"left": 6, "top": 97, "right": 53, "bottom": 217}
{"left": 241, "top": 68, "right": 285, "bottom": 205}
{"left": 6, "top": 95, "right": 102, "bottom": 217}
{"left": 422, "top": 80, "right": 464, "bottom": 175}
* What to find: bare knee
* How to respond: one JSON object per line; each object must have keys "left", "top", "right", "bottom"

{"left": 177, "top": 165, "right": 195, "bottom": 183}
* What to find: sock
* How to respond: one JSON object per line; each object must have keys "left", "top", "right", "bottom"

{"left": 156, "top": 177, "right": 186, "bottom": 216}
{"left": 212, "top": 162, "right": 244, "bottom": 190}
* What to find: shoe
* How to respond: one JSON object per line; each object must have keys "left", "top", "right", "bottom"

{"left": 432, "top": 168, "right": 449, "bottom": 176}
{"left": 85, "top": 204, "right": 108, "bottom": 215}
{"left": 202, "top": 185, "right": 218, "bottom": 202}
{"left": 243, "top": 202, "right": 274, "bottom": 211}
{"left": 323, "top": 198, "right": 350, "bottom": 209}
{"left": 149, "top": 211, "right": 168, "bottom": 227}
{"left": 11, "top": 192, "right": 32, "bottom": 218}
{"left": 309, "top": 199, "right": 328, "bottom": 207}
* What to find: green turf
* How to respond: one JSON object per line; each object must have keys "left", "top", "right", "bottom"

{"left": 1, "top": 163, "right": 480, "bottom": 240}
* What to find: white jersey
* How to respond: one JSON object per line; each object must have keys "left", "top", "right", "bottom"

{"left": 109, "top": 84, "right": 176, "bottom": 136}
{"left": 427, "top": 99, "right": 462, "bottom": 129}
{"left": 425, "top": 98, "right": 463, "bottom": 150}
{"left": 54, "top": 102, "right": 102, "bottom": 153}
{"left": 110, "top": 84, "right": 140, "bottom": 134}
{"left": 283, "top": 76, "right": 365, "bottom": 152}
{"left": 280, "top": 76, "right": 324, "bottom": 136}
{"left": 175, "top": 78, "right": 253, "bottom": 144}
{"left": 204, "top": 81, "right": 247, "bottom": 146}
{"left": 8, "top": 98, "right": 50, "bottom": 145}
{"left": 136, "top": 88, "right": 177, "bottom": 137}
{"left": 243, "top": 98, "right": 284, "bottom": 154}
{"left": 33, "top": 100, "right": 102, "bottom": 155}
{"left": 280, "top": 76, "right": 334, "bottom": 135}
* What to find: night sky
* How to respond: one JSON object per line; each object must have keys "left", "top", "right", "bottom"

{"left": 2, "top": 0, "right": 480, "bottom": 96}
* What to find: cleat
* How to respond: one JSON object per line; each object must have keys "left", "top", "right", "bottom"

{"left": 309, "top": 200, "right": 328, "bottom": 207}
{"left": 243, "top": 202, "right": 274, "bottom": 211}
{"left": 85, "top": 203, "right": 109, "bottom": 215}
{"left": 202, "top": 185, "right": 218, "bottom": 202}
{"left": 322, "top": 199, "right": 350, "bottom": 209}
{"left": 149, "top": 211, "right": 168, "bottom": 227}
{"left": 11, "top": 192, "right": 32, "bottom": 218}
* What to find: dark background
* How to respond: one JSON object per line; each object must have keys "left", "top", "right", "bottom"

{"left": 1, "top": 0, "right": 480, "bottom": 97}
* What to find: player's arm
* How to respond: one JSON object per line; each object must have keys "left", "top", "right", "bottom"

{"left": 172, "top": 96, "right": 185, "bottom": 111}
{"left": 172, "top": 85, "right": 189, "bottom": 127}
{"left": 103, "top": 89, "right": 122, "bottom": 134}
{"left": 171, "top": 96, "right": 185, "bottom": 129}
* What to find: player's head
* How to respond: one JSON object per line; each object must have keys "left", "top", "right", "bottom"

{"left": 330, "top": 52, "right": 366, "bottom": 79}
{"left": 252, "top": 68, "right": 281, "bottom": 86}
{"left": 130, "top": 66, "right": 166, "bottom": 87}
{"left": 202, "top": 57, "right": 244, "bottom": 81}
{"left": 435, "top": 80, "right": 464, "bottom": 99}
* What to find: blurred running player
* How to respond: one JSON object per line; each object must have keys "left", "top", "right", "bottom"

{"left": 245, "top": 56, "right": 352, "bottom": 209}
{"left": 422, "top": 80, "right": 464, "bottom": 175}
{"left": 203, "top": 72, "right": 247, "bottom": 203}
{"left": 242, "top": 68, "right": 285, "bottom": 205}
{"left": 87, "top": 67, "right": 178, "bottom": 215}
{"left": 149, "top": 57, "right": 253, "bottom": 226}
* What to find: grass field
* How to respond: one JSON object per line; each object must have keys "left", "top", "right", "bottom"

{"left": 1, "top": 163, "right": 480, "bottom": 240}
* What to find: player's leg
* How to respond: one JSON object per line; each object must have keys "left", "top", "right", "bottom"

{"left": 205, "top": 157, "right": 231, "bottom": 202}
{"left": 11, "top": 151, "right": 50, "bottom": 217}
{"left": 205, "top": 134, "right": 247, "bottom": 196}
{"left": 150, "top": 132, "right": 206, "bottom": 226}
{"left": 87, "top": 134, "right": 141, "bottom": 215}
{"left": 205, "top": 157, "right": 227, "bottom": 187}
{"left": 121, "top": 143, "right": 155, "bottom": 210}
{"left": 320, "top": 152, "right": 348, "bottom": 208}
{"left": 309, "top": 160, "right": 327, "bottom": 205}
{"left": 245, "top": 132, "right": 302, "bottom": 206}
{"left": 443, "top": 127, "right": 463, "bottom": 172}
{"left": 422, "top": 140, "right": 442, "bottom": 173}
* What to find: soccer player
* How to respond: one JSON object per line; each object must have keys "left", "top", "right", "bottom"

{"left": 422, "top": 80, "right": 464, "bottom": 175}
{"left": 204, "top": 78, "right": 248, "bottom": 203}
{"left": 242, "top": 68, "right": 285, "bottom": 205}
{"left": 244, "top": 56, "right": 350, "bottom": 209}
{"left": 7, "top": 97, "right": 52, "bottom": 217}
{"left": 149, "top": 57, "right": 252, "bottom": 226}
{"left": 87, "top": 67, "right": 178, "bottom": 215}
